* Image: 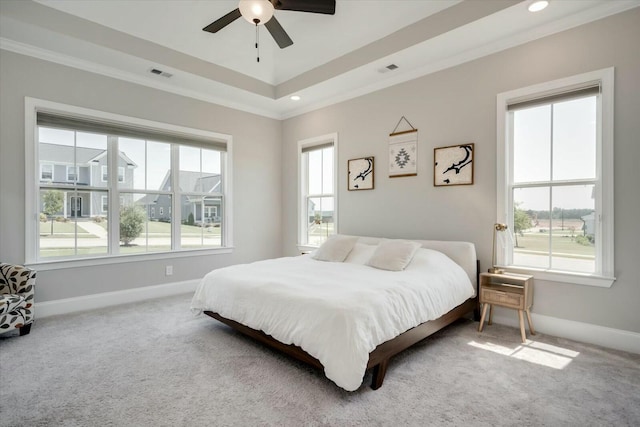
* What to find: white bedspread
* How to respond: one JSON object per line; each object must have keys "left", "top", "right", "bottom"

{"left": 191, "top": 248, "right": 474, "bottom": 391}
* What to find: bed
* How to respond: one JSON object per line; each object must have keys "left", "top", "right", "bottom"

{"left": 191, "top": 236, "right": 479, "bottom": 391}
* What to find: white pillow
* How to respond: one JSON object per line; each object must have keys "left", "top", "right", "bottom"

{"left": 367, "top": 240, "right": 422, "bottom": 271}
{"left": 312, "top": 235, "right": 359, "bottom": 262}
{"left": 344, "top": 243, "right": 377, "bottom": 265}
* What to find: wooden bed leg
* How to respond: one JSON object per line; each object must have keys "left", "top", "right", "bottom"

{"left": 371, "top": 359, "right": 389, "bottom": 390}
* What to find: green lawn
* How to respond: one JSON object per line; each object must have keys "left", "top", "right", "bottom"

{"left": 39, "top": 221, "right": 90, "bottom": 237}
{"left": 95, "top": 220, "right": 220, "bottom": 236}
{"left": 515, "top": 231, "right": 595, "bottom": 258}
{"left": 39, "top": 219, "right": 221, "bottom": 258}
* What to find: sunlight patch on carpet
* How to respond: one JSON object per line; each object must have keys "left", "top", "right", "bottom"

{"left": 467, "top": 340, "right": 579, "bottom": 369}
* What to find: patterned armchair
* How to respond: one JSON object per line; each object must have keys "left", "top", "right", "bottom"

{"left": 0, "top": 263, "right": 35, "bottom": 336}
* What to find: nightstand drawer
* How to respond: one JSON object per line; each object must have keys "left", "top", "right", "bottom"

{"left": 481, "top": 288, "right": 523, "bottom": 309}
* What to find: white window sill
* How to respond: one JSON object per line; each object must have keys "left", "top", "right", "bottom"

{"left": 26, "top": 247, "right": 234, "bottom": 271}
{"left": 500, "top": 266, "right": 615, "bottom": 288}
{"left": 297, "top": 244, "right": 318, "bottom": 254}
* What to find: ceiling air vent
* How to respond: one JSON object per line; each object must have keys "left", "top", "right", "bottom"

{"left": 149, "top": 68, "right": 173, "bottom": 78}
{"left": 378, "top": 63, "right": 399, "bottom": 73}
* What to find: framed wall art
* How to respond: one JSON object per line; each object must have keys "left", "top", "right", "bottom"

{"left": 434, "top": 143, "right": 474, "bottom": 186}
{"left": 389, "top": 129, "right": 418, "bottom": 178}
{"left": 348, "top": 157, "right": 374, "bottom": 190}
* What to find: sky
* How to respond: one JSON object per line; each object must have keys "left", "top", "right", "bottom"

{"left": 307, "top": 146, "right": 335, "bottom": 212}
{"left": 512, "top": 96, "right": 596, "bottom": 211}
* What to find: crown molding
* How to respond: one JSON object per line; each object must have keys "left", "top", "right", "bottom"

{"left": 0, "top": 37, "right": 281, "bottom": 120}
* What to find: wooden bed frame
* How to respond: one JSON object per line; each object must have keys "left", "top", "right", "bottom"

{"left": 204, "top": 260, "right": 480, "bottom": 390}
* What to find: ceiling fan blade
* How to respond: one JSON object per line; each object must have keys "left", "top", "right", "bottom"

{"left": 202, "top": 8, "right": 242, "bottom": 33}
{"left": 265, "top": 16, "right": 294, "bottom": 49}
{"left": 272, "top": 0, "right": 336, "bottom": 15}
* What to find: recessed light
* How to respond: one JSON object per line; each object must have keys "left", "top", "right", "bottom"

{"left": 290, "top": 95, "right": 301, "bottom": 101}
{"left": 528, "top": 1, "right": 549, "bottom": 12}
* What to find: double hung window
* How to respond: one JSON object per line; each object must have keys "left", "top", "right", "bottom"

{"left": 497, "top": 69, "right": 614, "bottom": 287}
{"left": 26, "top": 99, "right": 232, "bottom": 264}
{"left": 298, "top": 134, "right": 338, "bottom": 249}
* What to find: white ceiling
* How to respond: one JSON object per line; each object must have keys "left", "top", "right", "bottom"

{"left": 33, "top": 0, "right": 461, "bottom": 85}
{"left": 1, "top": 0, "right": 638, "bottom": 119}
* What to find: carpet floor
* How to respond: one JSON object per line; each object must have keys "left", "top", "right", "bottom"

{"left": 1, "top": 294, "right": 638, "bottom": 427}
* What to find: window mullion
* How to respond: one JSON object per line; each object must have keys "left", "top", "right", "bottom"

{"left": 72, "top": 131, "right": 78, "bottom": 257}
{"left": 548, "top": 104, "right": 554, "bottom": 269}
{"left": 108, "top": 136, "right": 120, "bottom": 255}
{"left": 171, "top": 144, "right": 180, "bottom": 251}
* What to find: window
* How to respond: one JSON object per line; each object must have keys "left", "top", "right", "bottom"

{"left": 298, "top": 133, "right": 338, "bottom": 249}
{"left": 497, "top": 68, "right": 614, "bottom": 287}
{"left": 40, "top": 164, "right": 53, "bottom": 181}
{"left": 26, "top": 98, "right": 232, "bottom": 264}
{"left": 205, "top": 206, "right": 217, "bottom": 219}
{"left": 103, "top": 166, "right": 125, "bottom": 182}
{"left": 66, "top": 165, "right": 78, "bottom": 182}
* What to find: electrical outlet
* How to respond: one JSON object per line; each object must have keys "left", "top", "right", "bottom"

{"left": 165, "top": 265, "right": 173, "bottom": 276}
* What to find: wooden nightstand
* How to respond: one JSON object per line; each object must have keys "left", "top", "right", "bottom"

{"left": 478, "top": 272, "right": 535, "bottom": 343}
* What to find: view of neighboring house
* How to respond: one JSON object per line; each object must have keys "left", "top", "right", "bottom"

{"left": 581, "top": 212, "right": 596, "bottom": 237}
{"left": 39, "top": 142, "right": 136, "bottom": 218}
{"left": 307, "top": 199, "right": 333, "bottom": 225}
{"left": 137, "top": 170, "right": 222, "bottom": 225}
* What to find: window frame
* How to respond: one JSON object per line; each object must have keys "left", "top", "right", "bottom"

{"left": 496, "top": 68, "right": 615, "bottom": 287}
{"left": 297, "top": 133, "right": 338, "bottom": 252}
{"left": 25, "top": 97, "right": 234, "bottom": 269}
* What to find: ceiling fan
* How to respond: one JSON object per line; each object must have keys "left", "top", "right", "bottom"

{"left": 203, "top": 0, "right": 336, "bottom": 50}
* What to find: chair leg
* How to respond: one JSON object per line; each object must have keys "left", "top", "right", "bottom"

{"left": 19, "top": 323, "right": 32, "bottom": 336}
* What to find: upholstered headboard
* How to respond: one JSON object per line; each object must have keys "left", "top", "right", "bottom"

{"left": 348, "top": 236, "right": 478, "bottom": 288}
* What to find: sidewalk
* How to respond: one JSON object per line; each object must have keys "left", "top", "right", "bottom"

{"left": 76, "top": 221, "right": 108, "bottom": 238}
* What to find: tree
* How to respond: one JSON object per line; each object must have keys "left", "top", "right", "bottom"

{"left": 513, "top": 206, "right": 532, "bottom": 247}
{"left": 120, "top": 205, "right": 146, "bottom": 246}
{"left": 42, "top": 190, "right": 63, "bottom": 235}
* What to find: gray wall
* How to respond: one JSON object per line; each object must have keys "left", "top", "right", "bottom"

{"left": 0, "top": 51, "right": 283, "bottom": 303}
{"left": 281, "top": 9, "right": 640, "bottom": 333}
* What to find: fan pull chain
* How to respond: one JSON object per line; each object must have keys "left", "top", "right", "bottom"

{"left": 255, "top": 22, "right": 260, "bottom": 63}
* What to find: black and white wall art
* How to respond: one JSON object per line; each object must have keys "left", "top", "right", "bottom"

{"left": 434, "top": 143, "right": 474, "bottom": 186}
{"left": 348, "top": 157, "right": 374, "bottom": 190}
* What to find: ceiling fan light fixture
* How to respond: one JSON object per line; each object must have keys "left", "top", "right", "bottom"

{"left": 239, "top": 0, "right": 274, "bottom": 25}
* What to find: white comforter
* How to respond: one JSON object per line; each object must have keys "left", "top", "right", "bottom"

{"left": 191, "top": 248, "right": 474, "bottom": 391}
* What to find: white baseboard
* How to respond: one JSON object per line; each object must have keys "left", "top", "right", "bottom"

{"left": 36, "top": 279, "right": 199, "bottom": 318}
{"left": 490, "top": 309, "right": 640, "bottom": 355}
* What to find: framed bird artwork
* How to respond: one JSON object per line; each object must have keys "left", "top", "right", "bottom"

{"left": 434, "top": 143, "right": 474, "bottom": 186}
{"left": 348, "top": 157, "right": 374, "bottom": 190}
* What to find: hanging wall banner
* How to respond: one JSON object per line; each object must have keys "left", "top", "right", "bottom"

{"left": 389, "top": 129, "right": 418, "bottom": 178}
